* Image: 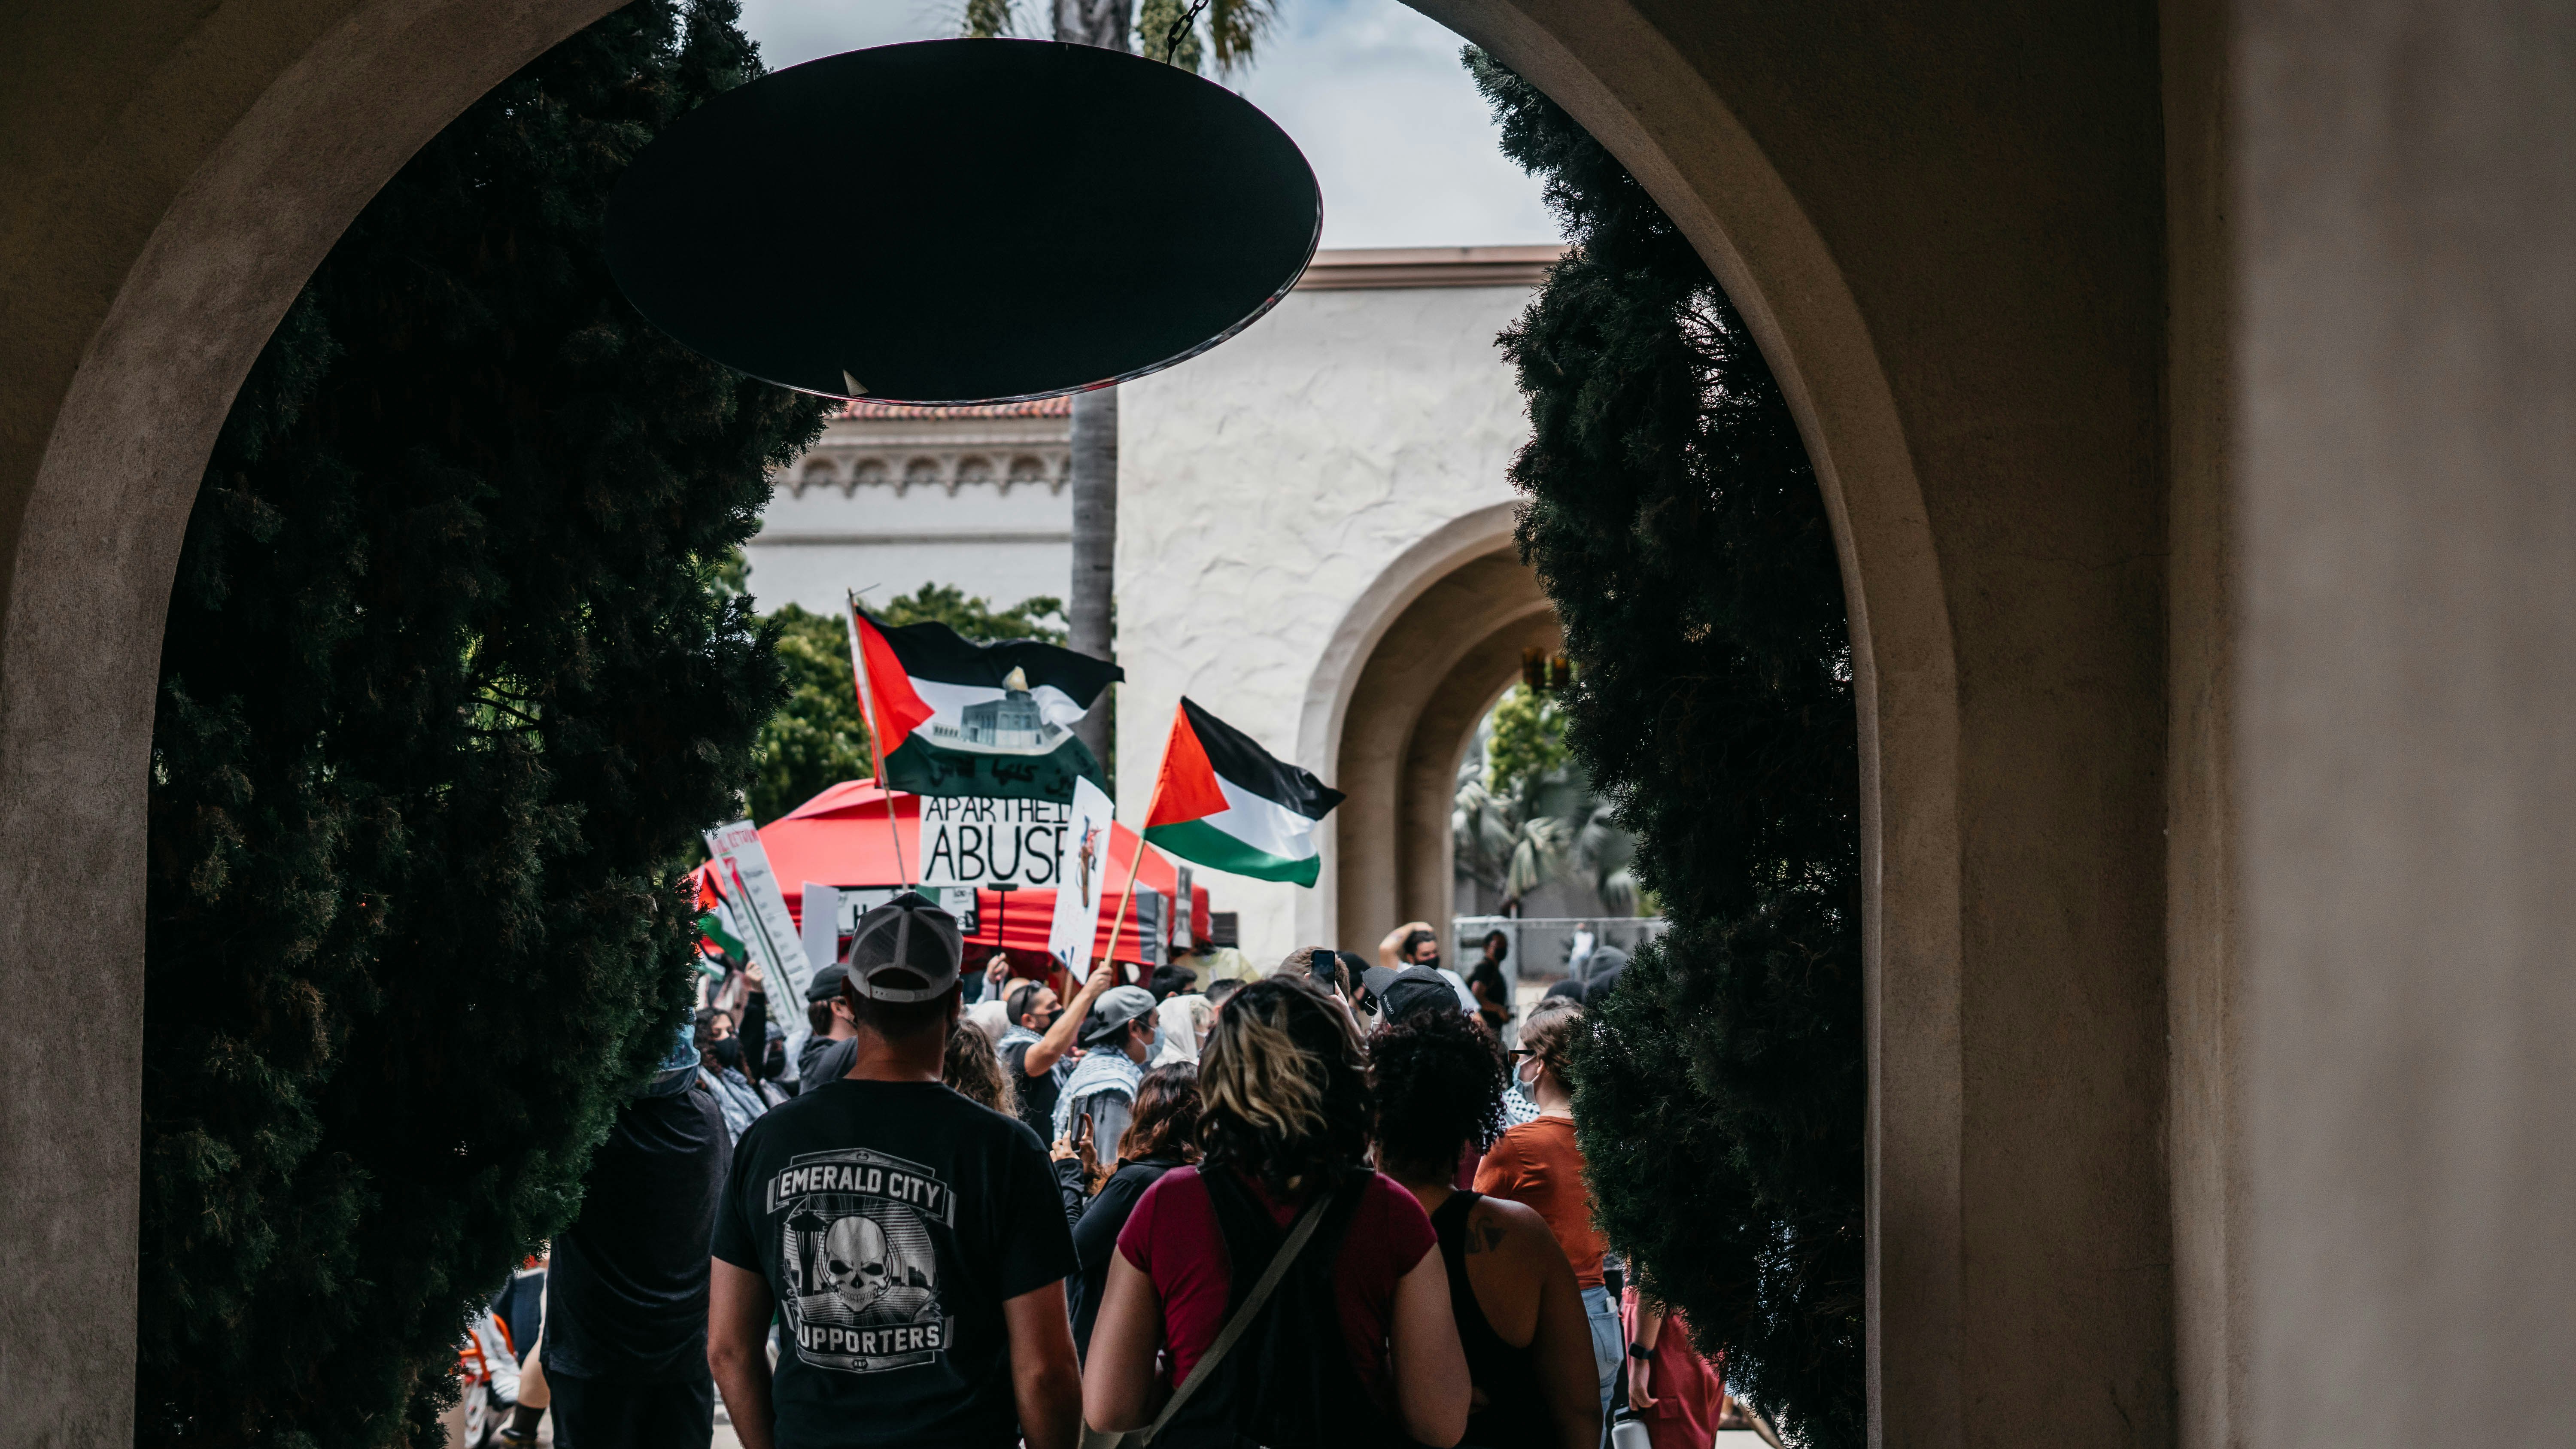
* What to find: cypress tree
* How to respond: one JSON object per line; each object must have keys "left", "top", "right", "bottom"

{"left": 137, "top": 4, "right": 824, "bottom": 1443}
{"left": 1470, "top": 52, "right": 1867, "bottom": 1446}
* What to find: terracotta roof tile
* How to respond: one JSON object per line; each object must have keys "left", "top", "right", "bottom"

{"left": 835, "top": 395, "right": 1074, "bottom": 419}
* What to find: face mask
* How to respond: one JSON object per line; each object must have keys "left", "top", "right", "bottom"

{"left": 1516, "top": 1054, "right": 1541, "bottom": 1087}
{"left": 711, "top": 1037, "right": 741, "bottom": 1070}
{"left": 1419, "top": 953, "right": 1441, "bottom": 970}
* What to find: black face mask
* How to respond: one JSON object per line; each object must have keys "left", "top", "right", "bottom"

{"left": 1417, "top": 953, "right": 1441, "bottom": 970}
{"left": 711, "top": 1037, "right": 741, "bottom": 1070}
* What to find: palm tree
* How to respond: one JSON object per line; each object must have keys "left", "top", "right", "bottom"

{"left": 965, "top": 0, "right": 1279, "bottom": 776}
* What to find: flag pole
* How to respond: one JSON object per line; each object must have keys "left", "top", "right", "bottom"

{"left": 1095, "top": 774, "right": 1164, "bottom": 986}
{"left": 1096, "top": 701, "right": 1179, "bottom": 983}
{"left": 846, "top": 592, "right": 911, "bottom": 888}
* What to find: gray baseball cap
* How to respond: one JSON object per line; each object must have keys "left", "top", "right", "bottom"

{"left": 1079, "top": 984, "right": 1160, "bottom": 1047}
{"left": 846, "top": 892, "right": 962, "bottom": 1003}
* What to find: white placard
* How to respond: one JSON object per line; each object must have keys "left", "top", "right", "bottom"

{"left": 801, "top": 881, "right": 841, "bottom": 978}
{"left": 702, "top": 820, "right": 815, "bottom": 1072}
{"left": 1048, "top": 776, "right": 1115, "bottom": 979}
{"left": 915, "top": 795, "right": 1072, "bottom": 890}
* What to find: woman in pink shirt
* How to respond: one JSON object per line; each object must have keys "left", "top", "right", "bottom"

{"left": 1082, "top": 975, "right": 1470, "bottom": 1448}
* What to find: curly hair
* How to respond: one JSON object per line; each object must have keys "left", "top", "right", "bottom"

{"left": 1198, "top": 975, "right": 1372, "bottom": 1198}
{"left": 1118, "top": 1062, "right": 1203, "bottom": 1164}
{"left": 1369, "top": 1009, "right": 1508, "bottom": 1179}
{"left": 942, "top": 1020, "right": 1016, "bottom": 1117}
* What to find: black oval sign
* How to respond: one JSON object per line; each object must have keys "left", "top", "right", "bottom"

{"left": 605, "top": 39, "right": 1321, "bottom": 404}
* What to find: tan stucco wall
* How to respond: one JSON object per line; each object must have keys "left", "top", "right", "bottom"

{"left": 2236, "top": 3, "right": 2576, "bottom": 1443}
{"left": 2161, "top": 0, "right": 2243, "bottom": 1444}
{"left": 1415, "top": 1, "right": 2177, "bottom": 1443}
{"left": 14, "top": 2, "right": 2576, "bottom": 1448}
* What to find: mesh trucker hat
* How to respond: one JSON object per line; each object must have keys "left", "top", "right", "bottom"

{"left": 845, "top": 892, "right": 963, "bottom": 1003}
{"left": 1079, "top": 984, "right": 1160, "bottom": 1047}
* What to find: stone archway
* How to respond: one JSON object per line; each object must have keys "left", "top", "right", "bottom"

{"left": 5, "top": 3, "right": 2190, "bottom": 1447}
{"left": 1328, "top": 547, "right": 1559, "bottom": 947}
{"left": 2, "top": 2, "right": 623, "bottom": 1439}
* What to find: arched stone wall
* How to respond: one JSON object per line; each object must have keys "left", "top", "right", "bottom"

{"left": 1327, "top": 547, "right": 1559, "bottom": 947}
{"left": 6, "top": 5, "right": 2184, "bottom": 1449}
{"left": 1405, "top": 3, "right": 2171, "bottom": 1446}
{"left": 1, "top": 1, "right": 620, "bottom": 1440}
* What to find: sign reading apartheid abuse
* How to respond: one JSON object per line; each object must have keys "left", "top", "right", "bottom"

{"left": 914, "top": 795, "right": 1072, "bottom": 890}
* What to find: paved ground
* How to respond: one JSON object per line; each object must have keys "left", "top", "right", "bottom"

{"left": 710, "top": 1426, "right": 1769, "bottom": 1448}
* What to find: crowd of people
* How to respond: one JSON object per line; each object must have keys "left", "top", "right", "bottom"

{"left": 454, "top": 896, "right": 1743, "bottom": 1449}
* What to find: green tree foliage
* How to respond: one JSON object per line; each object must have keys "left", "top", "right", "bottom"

{"left": 138, "top": 4, "right": 824, "bottom": 1443}
{"left": 1471, "top": 50, "right": 1865, "bottom": 1446}
{"left": 1484, "top": 682, "right": 1570, "bottom": 801}
{"left": 745, "top": 587, "right": 1069, "bottom": 823}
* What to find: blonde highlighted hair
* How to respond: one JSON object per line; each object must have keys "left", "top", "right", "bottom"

{"left": 1197, "top": 974, "right": 1372, "bottom": 1196}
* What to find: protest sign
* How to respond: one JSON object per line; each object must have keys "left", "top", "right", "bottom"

{"left": 1048, "top": 776, "right": 1115, "bottom": 979}
{"left": 703, "top": 820, "right": 816, "bottom": 1069}
{"left": 801, "top": 883, "right": 840, "bottom": 983}
{"left": 916, "top": 795, "right": 1072, "bottom": 890}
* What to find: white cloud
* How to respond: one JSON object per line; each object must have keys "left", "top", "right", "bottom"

{"left": 732, "top": 0, "right": 1558, "bottom": 249}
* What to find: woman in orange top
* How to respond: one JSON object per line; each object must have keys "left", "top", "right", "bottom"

{"left": 1473, "top": 998, "right": 1623, "bottom": 1425}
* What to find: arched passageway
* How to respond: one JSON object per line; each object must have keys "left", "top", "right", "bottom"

{"left": 18, "top": 2, "right": 2576, "bottom": 1448}
{"left": 1328, "top": 548, "right": 1558, "bottom": 947}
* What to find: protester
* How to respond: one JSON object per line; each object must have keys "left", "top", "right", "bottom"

{"left": 733, "top": 961, "right": 793, "bottom": 1097}
{"left": 1466, "top": 931, "right": 1513, "bottom": 1034}
{"left": 963, "top": 997, "right": 1010, "bottom": 1048}
{"left": 943, "top": 1018, "right": 1017, "bottom": 1118}
{"left": 1066, "top": 1063, "right": 1201, "bottom": 1360}
{"left": 1372, "top": 1010, "right": 1599, "bottom": 1449}
{"left": 1206, "top": 978, "right": 1244, "bottom": 1011}
{"left": 1082, "top": 975, "right": 1470, "bottom": 1448}
{"left": 1476, "top": 999, "right": 1623, "bottom": 1425}
{"left": 534, "top": 1024, "right": 731, "bottom": 1448}
{"left": 1052, "top": 984, "right": 1159, "bottom": 1154}
{"left": 1377, "top": 920, "right": 1480, "bottom": 1014}
{"left": 697, "top": 1009, "right": 772, "bottom": 1142}
{"left": 799, "top": 963, "right": 855, "bottom": 1082}
{"left": 1577, "top": 946, "right": 1629, "bottom": 1007}
{"left": 1621, "top": 1294, "right": 1726, "bottom": 1449}
{"left": 1150, "top": 966, "right": 1214, "bottom": 1066}
{"left": 999, "top": 968, "right": 1114, "bottom": 1145}
{"left": 708, "top": 894, "right": 1082, "bottom": 1449}
{"left": 1360, "top": 955, "right": 1472, "bottom": 1026}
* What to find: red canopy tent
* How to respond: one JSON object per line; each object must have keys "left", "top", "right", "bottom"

{"left": 697, "top": 780, "right": 1208, "bottom": 969}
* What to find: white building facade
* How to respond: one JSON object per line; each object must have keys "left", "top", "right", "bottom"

{"left": 751, "top": 247, "right": 1562, "bottom": 963}
{"left": 744, "top": 397, "right": 1074, "bottom": 616}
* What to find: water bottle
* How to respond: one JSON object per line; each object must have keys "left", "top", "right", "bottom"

{"left": 1609, "top": 1407, "right": 1654, "bottom": 1449}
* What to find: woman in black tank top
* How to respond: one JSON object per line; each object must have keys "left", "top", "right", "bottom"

{"left": 1372, "top": 1011, "right": 1603, "bottom": 1449}
{"left": 1431, "top": 1191, "right": 1558, "bottom": 1448}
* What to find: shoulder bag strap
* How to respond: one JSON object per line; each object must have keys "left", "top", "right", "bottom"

{"left": 1137, "top": 1189, "right": 1334, "bottom": 1445}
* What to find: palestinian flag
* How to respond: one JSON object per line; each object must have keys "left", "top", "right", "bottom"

{"left": 1143, "top": 698, "right": 1346, "bottom": 886}
{"left": 848, "top": 603, "right": 1123, "bottom": 803}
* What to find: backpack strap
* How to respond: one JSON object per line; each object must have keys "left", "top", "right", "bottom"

{"left": 1139, "top": 1188, "right": 1334, "bottom": 1445}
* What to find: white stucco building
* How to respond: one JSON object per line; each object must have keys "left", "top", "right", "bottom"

{"left": 1117, "top": 246, "right": 1562, "bottom": 960}
{"left": 750, "top": 246, "right": 1562, "bottom": 963}
{"left": 745, "top": 397, "right": 1073, "bottom": 615}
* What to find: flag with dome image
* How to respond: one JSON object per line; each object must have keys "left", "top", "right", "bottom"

{"left": 1141, "top": 698, "right": 1346, "bottom": 887}
{"left": 846, "top": 601, "right": 1123, "bottom": 804}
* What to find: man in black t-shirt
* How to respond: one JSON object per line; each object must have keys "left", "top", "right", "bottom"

{"left": 545, "top": 1025, "right": 730, "bottom": 1449}
{"left": 710, "top": 895, "right": 1082, "bottom": 1449}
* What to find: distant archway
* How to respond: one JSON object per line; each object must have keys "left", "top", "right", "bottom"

{"left": 1328, "top": 548, "right": 1559, "bottom": 946}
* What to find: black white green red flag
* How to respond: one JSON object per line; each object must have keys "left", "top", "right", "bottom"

{"left": 1142, "top": 698, "right": 1345, "bottom": 886}
{"left": 846, "top": 603, "right": 1123, "bottom": 804}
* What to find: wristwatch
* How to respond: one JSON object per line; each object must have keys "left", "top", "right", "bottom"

{"left": 1628, "top": 1342, "right": 1653, "bottom": 1361}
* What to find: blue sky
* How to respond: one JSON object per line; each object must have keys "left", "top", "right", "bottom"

{"left": 734, "top": 0, "right": 1559, "bottom": 249}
